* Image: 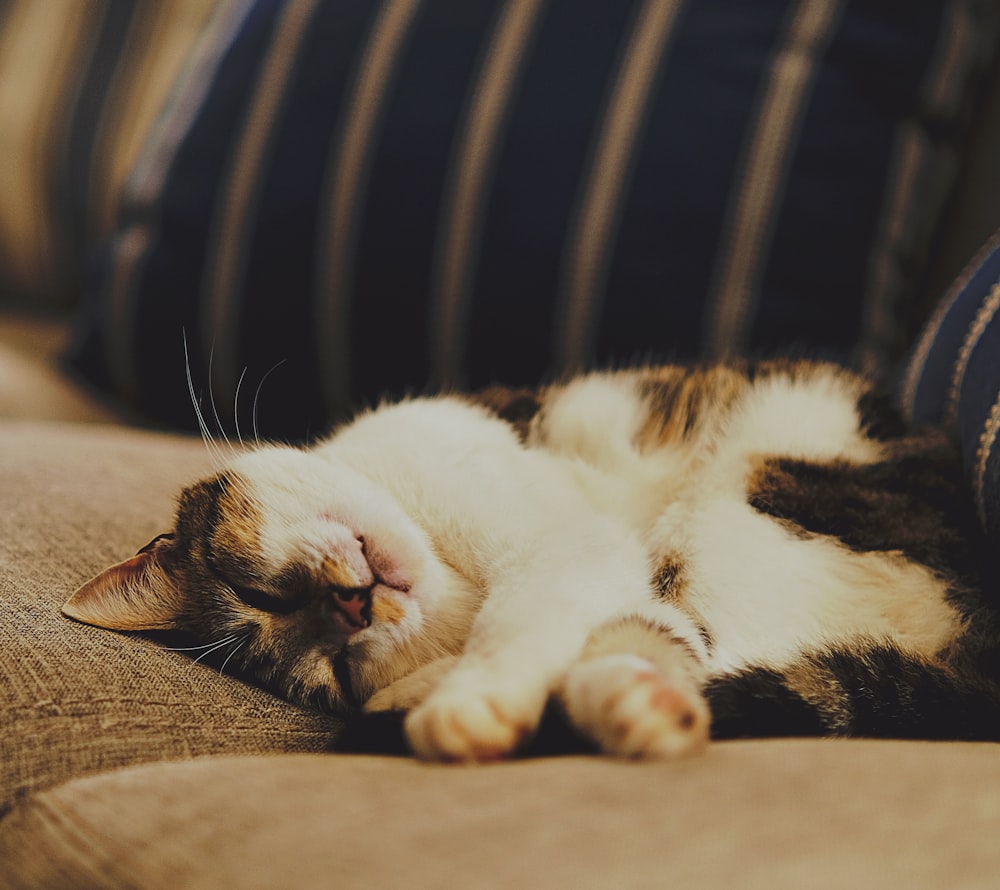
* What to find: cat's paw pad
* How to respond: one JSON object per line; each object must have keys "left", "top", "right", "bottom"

{"left": 563, "top": 654, "right": 709, "bottom": 759}
{"left": 405, "top": 683, "right": 542, "bottom": 762}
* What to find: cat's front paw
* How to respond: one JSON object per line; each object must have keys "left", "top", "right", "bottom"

{"left": 405, "top": 678, "right": 545, "bottom": 762}
{"left": 364, "top": 656, "right": 458, "bottom": 713}
{"left": 561, "top": 654, "right": 709, "bottom": 759}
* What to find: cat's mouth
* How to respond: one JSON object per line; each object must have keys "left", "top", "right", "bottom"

{"left": 325, "top": 580, "right": 411, "bottom": 712}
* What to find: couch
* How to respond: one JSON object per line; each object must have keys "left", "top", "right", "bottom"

{"left": 4, "top": 3, "right": 1000, "bottom": 887}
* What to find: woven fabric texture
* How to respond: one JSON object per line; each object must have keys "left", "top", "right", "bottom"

{"left": 4, "top": 743, "right": 1000, "bottom": 889}
{"left": 0, "top": 420, "right": 340, "bottom": 816}
{"left": 68, "top": 0, "right": 1000, "bottom": 440}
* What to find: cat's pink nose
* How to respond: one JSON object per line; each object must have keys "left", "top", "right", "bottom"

{"left": 331, "top": 586, "right": 371, "bottom": 632}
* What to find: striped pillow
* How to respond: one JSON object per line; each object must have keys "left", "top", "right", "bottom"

{"left": 902, "top": 229, "right": 1000, "bottom": 544}
{"left": 69, "top": 0, "right": 1000, "bottom": 439}
{"left": 0, "top": 0, "right": 213, "bottom": 307}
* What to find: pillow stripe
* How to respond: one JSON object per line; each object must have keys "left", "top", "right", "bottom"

{"left": 594, "top": 2, "right": 776, "bottom": 371}
{"left": 902, "top": 224, "right": 1000, "bottom": 553}
{"left": 40, "top": 5, "right": 108, "bottom": 289}
{"left": 945, "top": 281, "right": 1000, "bottom": 427}
{"left": 101, "top": 0, "right": 256, "bottom": 405}
{"left": 347, "top": 0, "right": 503, "bottom": 408}
{"left": 431, "top": 0, "right": 548, "bottom": 390}
{"left": 956, "top": 309, "right": 1000, "bottom": 468}
{"left": 203, "top": 0, "right": 322, "bottom": 410}
{"left": 466, "top": 0, "right": 640, "bottom": 386}
{"left": 127, "top": 2, "right": 256, "bottom": 208}
{"left": 555, "top": 0, "right": 685, "bottom": 374}
{"left": 0, "top": 1, "right": 215, "bottom": 306}
{"left": 0, "top": 2, "right": 91, "bottom": 291}
{"left": 704, "top": 0, "right": 843, "bottom": 360}
{"left": 924, "top": 1, "right": 977, "bottom": 116}
{"left": 860, "top": 1, "right": 987, "bottom": 373}
{"left": 316, "top": 0, "right": 423, "bottom": 417}
{"left": 231, "top": 1, "right": 382, "bottom": 435}
{"left": 97, "top": 2, "right": 213, "bottom": 238}
{"left": 66, "top": 0, "right": 1000, "bottom": 439}
{"left": 62, "top": 2, "right": 137, "bottom": 265}
{"left": 900, "top": 227, "right": 1000, "bottom": 425}
{"left": 750, "top": 3, "right": 982, "bottom": 362}
{"left": 978, "top": 394, "right": 1000, "bottom": 537}
{"left": 858, "top": 136, "right": 925, "bottom": 374}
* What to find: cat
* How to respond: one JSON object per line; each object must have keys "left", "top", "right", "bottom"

{"left": 63, "top": 359, "right": 1000, "bottom": 761}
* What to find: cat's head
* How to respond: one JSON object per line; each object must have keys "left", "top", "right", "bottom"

{"left": 63, "top": 445, "right": 474, "bottom": 713}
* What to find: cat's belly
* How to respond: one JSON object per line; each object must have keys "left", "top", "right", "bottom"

{"left": 657, "top": 498, "right": 964, "bottom": 675}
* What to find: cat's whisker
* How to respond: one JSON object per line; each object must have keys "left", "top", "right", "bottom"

{"left": 252, "top": 360, "right": 286, "bottom": 447}
{"left": 189, "top": 634, "right": 244, "bottom": 668}
{"left": 207, "top": 345, "right": 239, "bottom": 461}
{"left": 183, "top": 332, "right": 228, "bottom": 472}
{"left": 164, "top": 635, "right": 241, "bottom": 653}
{"left": 219, "top": 637, "right": 248, "bottom": 675}
{"left": 233, "top": 367, "right": 249, "bottom": 449}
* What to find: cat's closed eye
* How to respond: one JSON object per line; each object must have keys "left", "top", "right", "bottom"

{"left": 205, "top": 553, "right": 308, "bottom": 616}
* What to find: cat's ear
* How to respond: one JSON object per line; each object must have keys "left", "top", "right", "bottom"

{"left": 62, "top": 533, "right": 186, "bottom": 631}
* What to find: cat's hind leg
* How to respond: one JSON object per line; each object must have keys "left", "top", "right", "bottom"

{"left": 559, "top": 615, "right": 710, "bottom": 758}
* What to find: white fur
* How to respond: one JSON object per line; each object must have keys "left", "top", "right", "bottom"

{"left": 325, "top": 398, "right": 683, "bottom": 759}
{"left": 220, "top": 367, "right": 961, "bottom": 761}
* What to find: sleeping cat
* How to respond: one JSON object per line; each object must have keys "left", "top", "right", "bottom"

{"left": 63, "top": 360, "right": 1000, "bottom": 760}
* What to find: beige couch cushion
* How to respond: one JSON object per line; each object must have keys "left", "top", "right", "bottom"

{"left": 0, "top": 418, "right": 340, "bottom": 815}
{"left": 0, "top": 314, "right": 122, "bottom": 423}
{"left": 2, "top": 741, "right": 1000, "bottom": 889}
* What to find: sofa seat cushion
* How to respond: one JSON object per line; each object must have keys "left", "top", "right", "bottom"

{"left": 0, "top": 419, "right": 340, "bottom": 816}
{"left": 2, "top": 740, "right": 1000, "bottom": 889}
{"left": 0, "top": 312, "right": 124, "bottom": 423}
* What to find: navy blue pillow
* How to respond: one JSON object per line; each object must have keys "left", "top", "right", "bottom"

{"left": 902, "top": 228, "right": 1000, "bottom": 545}
{"left": 69, "top": 0, "right": 1000, "bottom": 439}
